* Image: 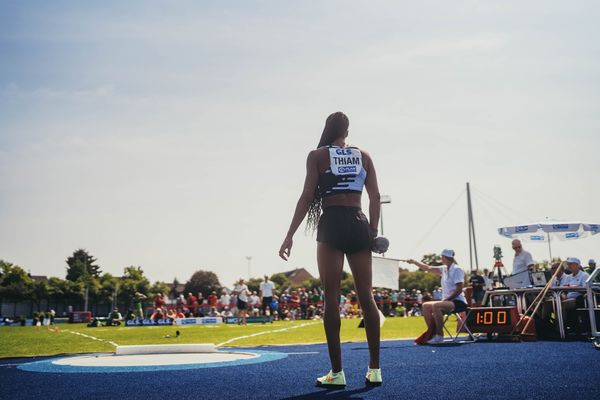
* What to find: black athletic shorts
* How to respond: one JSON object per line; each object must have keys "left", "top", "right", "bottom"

{"left": 317, "top": 206, "right": 372, "bottom": 254}
{"left": 261, "top": 297, "right": 273, "bottom": 313}
{"left": 452, "top": 300, "right": 468, "bottom": 313}
{"left": 237, "top": 299, "right": 248, "bottom": 310}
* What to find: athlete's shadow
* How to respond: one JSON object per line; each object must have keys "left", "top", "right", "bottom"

{"left": 281, "top": 385, "right": 377, "bottom": 399}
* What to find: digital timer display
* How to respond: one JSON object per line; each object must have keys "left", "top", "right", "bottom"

{"left": 474, "top": 310, "right": 509, "bottom": 325}
{"left": 465, "top": 307, "right": 519, "bottom": 334}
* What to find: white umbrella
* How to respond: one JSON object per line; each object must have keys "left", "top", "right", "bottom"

{"left": 497, "top": 221, "right": 600, "bottom": 259}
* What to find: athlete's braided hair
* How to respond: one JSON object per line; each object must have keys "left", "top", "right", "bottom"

{"left": 306, "top": 112, "right": 349, "bottom": 232}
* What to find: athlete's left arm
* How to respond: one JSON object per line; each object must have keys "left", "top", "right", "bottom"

{"left": 362, "top": 150, "right": 381, "bottom": 234}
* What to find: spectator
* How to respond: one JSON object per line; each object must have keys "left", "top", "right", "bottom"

{"left": 166, "top": 308, "right": 178, "bottom": 320}
{"left": 249, "top": 291, "right": 260, "bottom": 310}
{"left": 150, "top": 307, "right": 165, "bottom": 321}
{"left": 260, "top": 275, "right": 275, "bottom": 323}
{"left": 290, "top": 290, "right": 300, "bottom": 310}
{"left": 271, "top": 296, "right": 280, "bottom": 319}
{"left": 126, "top": 310, "right": 136, "bottom": 321}
{"left": 381, "top": 290, "right": 390, "bottom": 316}
{"left": 208, "top": 307, "right": 220, "bottom": 317}
{"left": 310, "top": 289, "right": 321, "bottom": 308}
{"left": 229, "top": 293, "right": 238, "bottom": 314}
{"left": 221, "top": 306, "right": 233, "bottom": 318}
{"left": 585, "top": 259, "right": 596, "bottom": 274}
{"left": 176, "top": 294, "right": 185, "bottom": 307}
{"left": 585, "top": 259, "right": 599, "bottom": 282}
{"left": 482, "top": 268, "right": 493, "bottom": 290}
{"left": 234, "top": 278, "right": 250, "bottom": 325}
{"left": 390, "top": 291, "right": 399, "bottom": 311}
{"left": 153, "top": 293, "right": 166, "bottom": 309}
{"left": 108, "top": 307, "right": 122, "bottom": 326}
{"left": 218, "top": 290, "right": 230, "bottom": 311}
{"left": 299, "top": 288, "right": 309, "bottom": 319}
{"left": 432, "top": 286, "right": 443, "bottom": 301}
{"left": 422, "top": 291, "right": 432, "bottom": 302}
{"left": 208, "top": 291, "right": 218, "bottom": 308}
{"left": 186, "top": 292, "right": 198, "bottom": 310}
{"left": 281, "top": 289, "right": 291, "bottom": 306}
{"left": 133, "top": 292, "right": 147, "bottom": 320}
{"left": 373, "top": 290, "right": 382, "bottom": 310}
{"left": 197, "top": 292, "right": 205, "bottom": 313}
{"left": 416, "top": 290, "right": 423, "bottom": 305}
{"left": 469, "top": 270, "right": 486, "bottom": 306}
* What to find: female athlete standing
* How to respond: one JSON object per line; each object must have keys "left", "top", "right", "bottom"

{"left": 279, "top": 112, "right": 382, "bottom": 387}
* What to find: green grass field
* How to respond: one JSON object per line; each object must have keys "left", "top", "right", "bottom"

{"left": 0, "top": 316, "right": 462, "bottom": 359}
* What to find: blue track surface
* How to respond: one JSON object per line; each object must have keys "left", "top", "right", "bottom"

{"left": 1, "top": 339, "right": 599, "bottom": 399}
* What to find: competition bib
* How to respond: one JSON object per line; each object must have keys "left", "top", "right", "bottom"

{"left": 328, "top": 147, "right": 363, "bottom": 176}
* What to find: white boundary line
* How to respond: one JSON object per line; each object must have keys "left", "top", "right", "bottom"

{"left": 216, "top": 322, "right": 319, "bottom": 347}
{"left": 64, "top": 329, "right": 119, "bottom": 347}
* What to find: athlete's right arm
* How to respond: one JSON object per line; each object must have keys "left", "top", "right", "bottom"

{"left": 279, "top": 150, "right": 319, "bottom": 261}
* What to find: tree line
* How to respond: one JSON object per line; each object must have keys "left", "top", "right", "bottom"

{"left": 1, "top": 249, "right": 445, "bottom": 316}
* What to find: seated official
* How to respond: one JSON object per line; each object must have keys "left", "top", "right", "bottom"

{"left": 555, "top": 257, "right": 589, "bottom": 336}
{"left": 407, "top": 249, "right": 468, "bottom": 344}
{"left": 541, "top": 262, "right": 567, "bottom": 324}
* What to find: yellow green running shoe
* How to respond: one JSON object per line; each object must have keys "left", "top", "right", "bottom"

{"left": 315, "top": 370, "right": 346, "bottom": 388}
{"left": 365, "top": 368, "right": 382, "bottom": 386}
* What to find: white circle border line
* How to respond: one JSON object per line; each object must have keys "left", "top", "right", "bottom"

{"left": 18, "top": 349, "right": 288, "bottom": 374}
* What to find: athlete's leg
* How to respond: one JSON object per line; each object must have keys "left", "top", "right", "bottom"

{"left": 317, "top": 242, "right": 345, "bottom": 373}
{"left": 346, "top": 249, "right": 380, "bottom": 369}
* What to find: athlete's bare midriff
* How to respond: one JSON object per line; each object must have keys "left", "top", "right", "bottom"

{"left": 322, "top": 193, "right": 362, "bottom": 209}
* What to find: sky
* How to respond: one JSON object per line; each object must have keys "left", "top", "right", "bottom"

{"left": 1, "top": 1, "right": 599, "bottom": 287}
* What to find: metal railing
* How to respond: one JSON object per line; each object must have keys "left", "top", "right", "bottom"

{"left": 585, "top": 268, "right": 600, "bottom": 340}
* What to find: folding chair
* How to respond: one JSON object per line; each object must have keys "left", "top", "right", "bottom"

{"left": 441, "top": 308, "right": 477, "bottom": 344}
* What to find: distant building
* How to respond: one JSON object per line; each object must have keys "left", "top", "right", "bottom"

{"left": 168, "top": 281, "right": 186, "bottom": 298}
{"left": 29, "top": 275, "right": 48, "bottom": 283}
{"left": 282, "top": 268, "right": 314, "bottom": 286}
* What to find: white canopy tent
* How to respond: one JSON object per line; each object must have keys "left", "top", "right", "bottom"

{"left": 497, "top": 221, "right": 600, "bottom": 260}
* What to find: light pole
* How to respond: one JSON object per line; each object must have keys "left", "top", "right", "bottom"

{"left": 380, "top": 195, "right": 392, "bottom": 236}
{"left": 246, "top": 256, "right": 252, "bottom": 279}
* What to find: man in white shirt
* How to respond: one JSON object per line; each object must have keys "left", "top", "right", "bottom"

{"left": 259, "top": 275, "right": 275, "bottom": 323}
{"left": 563, "top": 257, "right": 589, "bottom": 298}
{"left": 511, "top": 239, "right": 535, "bottom": 286}
{"left": 561, "top": 257, "right": 589, "bottom": 336}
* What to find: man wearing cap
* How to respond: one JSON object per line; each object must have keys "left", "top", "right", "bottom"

{"left": 584, "top": 259, "right": 598, "bottom": 282}
{"left": 561, "top": 257, "right": 589, "bottom": 336}
{"left": 511, "top": 239, "right": 535, "bottom": 286}
{"left": 406, "top": 249, "right": 468, "bottom": 344}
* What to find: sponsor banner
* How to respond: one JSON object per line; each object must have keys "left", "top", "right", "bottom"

{"left": 125, "top": 318, "right": 174, "bottom": 327}
{"left": 224, "top": 316, "right": 271, "bottom": 324}
{"left": 174, "top": 317, "right": 223, "bottom": 325}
